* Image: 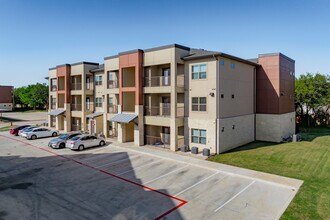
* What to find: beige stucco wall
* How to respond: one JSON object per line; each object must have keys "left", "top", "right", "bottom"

{"left": 184, "top": 59, "right": 218, "bottom": 154}
{"left": 256, "top": 112, "right": 295, "bottom": 142}
{"left": 104, "top": 57, "right": 119, "bottom": 71}
{"left": 219, "top": 114, "right": 255, "bottom": 153}
{"left": 219, "top": 56, "right": 255, "bottom": 118}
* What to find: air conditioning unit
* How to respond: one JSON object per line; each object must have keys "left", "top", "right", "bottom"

{"left": 191, "top": 147, "right": 198, "bottom": 154}
{"left": 203, "top": 148, "right": 210, "bottom": 156}
{"left": 180, "top": 145, "right": 189, "bottom": 152}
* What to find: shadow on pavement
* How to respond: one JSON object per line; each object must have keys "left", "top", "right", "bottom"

{"left": 0, "top": 149, "right": 184, "bottom": 219}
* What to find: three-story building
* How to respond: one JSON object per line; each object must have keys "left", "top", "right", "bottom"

{"left": 48, "top": 44, "right": 295, "bottom": 154}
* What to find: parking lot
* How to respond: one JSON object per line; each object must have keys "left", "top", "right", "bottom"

{"left": 0, "top": 131, "right": 303, "bottom": 220}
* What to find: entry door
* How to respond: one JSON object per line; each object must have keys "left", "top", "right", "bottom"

{"left": 86, "top": 77, "right": 90, "bottom": 90}
{"left": 86, "top": 97, "right": 90, "bottom": 110}
{"left": 162, "top": 97, "right": 170, "bottom": 115}
{"left": 162, "top": 127, "right": 170, "bottom": 144}
{"left": 163, "top": 68, "right": 170, "bottom": 86}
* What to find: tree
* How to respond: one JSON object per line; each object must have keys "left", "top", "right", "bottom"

{"left": 17, "top": 83, "right": 49, "bottom": 110}
{"left": 295, "top": 73, "right": 330, "bottom": 126}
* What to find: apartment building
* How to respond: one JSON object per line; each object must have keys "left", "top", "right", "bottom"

{"left": 48, "top": 44, "right": 295, "bottom": 154}
{"left": 0, "top": 85, "right": 14, "bottom": 111}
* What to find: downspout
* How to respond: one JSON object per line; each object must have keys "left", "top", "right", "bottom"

{"left": 214, "top": 54, "right": 219, "bottom": 155}
{"left": 254, "top": 67, "right": 257, "bottom": 141}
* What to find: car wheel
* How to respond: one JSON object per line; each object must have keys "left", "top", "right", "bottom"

{"left": 78, "top": 145, "right": 84, "bottom": 151}
{"left": 59, "top": 143, "right": 65, "bottom": 149}
{"left": 31, "top": 135, "right": 37, "bottom": 140}
{"left": 52, "top": 132, "right": 57, "bottom": 137}
{"left": 99, "top": 141, "right": 105, "bottom": 146}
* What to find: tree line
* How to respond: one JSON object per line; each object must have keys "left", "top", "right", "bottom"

{"left": 295, "top": 73, "right": 330, "bottom": 127}
{"left": 14, "top": 83, "right": 49, "bottom": 110}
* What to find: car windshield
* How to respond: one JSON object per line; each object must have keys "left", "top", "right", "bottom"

{"left": 70, "top": 136, "right": 81, "bottom": 141}
{"left": 59, "top": 134, "right": 69, "bottom": 139}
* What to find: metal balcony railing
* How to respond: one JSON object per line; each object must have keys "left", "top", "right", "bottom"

{"left": 71, "top": 104, "right": 82, "bottom": 111}
{"left": 108, "top": 105, "right": 118, "bottom": 114}
{"left": 71, "top": 83, "right": 82, "bottom": 90}
{"left": 107, "top": 80, "right": 118, "bottom": 89}
{"left": 144, "top": 104, "right": 171, "bottom": 117}
{"left": 145, "top": 134, "right": 170, "bottom": 149}
{"left": 51, "top": 85, "right": 57, "bottom": 91}
{"left": 144, "top": 76, "right": 171, "bottom": 87}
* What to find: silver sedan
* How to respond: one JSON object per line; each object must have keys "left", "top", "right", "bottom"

{"left": 48, "top": 133, "right": 81, "bottom": 149}
{"left": 65, "top": 134, "right": 106, "bottom": 151}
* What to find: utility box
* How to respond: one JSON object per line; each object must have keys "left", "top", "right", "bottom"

{"left": 293, "top": 134, "right": 302, "bottom": 142}
{"left": 191, "top": 147, "right": 198, "bottom": 154}
{"left": 203, "top": 148, "right": 210, "bottom": 156}
{"left": 180, "top": 145, "right": 189, "bottom": 152}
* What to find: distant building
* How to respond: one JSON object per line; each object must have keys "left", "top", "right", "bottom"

{"left": 0, "top": 85, "right": 14, "bottom": 111}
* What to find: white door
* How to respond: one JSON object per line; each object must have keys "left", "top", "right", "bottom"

{"left": 163, "top": 68, "right": 170, "bottom": 86}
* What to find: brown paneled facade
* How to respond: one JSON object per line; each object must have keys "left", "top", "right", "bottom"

{"left": 256, "top": 53, "right": 295, "bottom": 114}
{"left": 56, "top": 64, "right": 71, "bottom": 104}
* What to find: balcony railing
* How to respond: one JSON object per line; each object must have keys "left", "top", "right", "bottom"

{"left": 144, "top": 104, "right": 171, "bottom": 117}
{"left": 51, "top": 85, "right": 57, "bottom": 91}
{"left": 71, "top": 83, "right": 82, "bottom": 90}
{"left": 145, "top": 134, "right": 170, "bottom": 149}
{"left": 95, "top": 81, "right": 102, "bottom": 86}
{"left": 108, "top": 105, "right": 118, "bottom": 114}
{"left": 71, "top": 124, "right": 81, "bottom": 131}
{"left": 107, "top": 80, "right": 118, "bottom": 89}
{"left": 144, "top": 76, "right": 171, "bottom": 87}
{"left": 71, "top": 104, "right": 82, "bottom": 111}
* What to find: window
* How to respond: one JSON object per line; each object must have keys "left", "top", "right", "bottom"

{"left": 231, "top": 63, "right": 235, "bottom": 69}
{"left": 108, "top": 72, "right": 113, "bottom": 81}
{"left": 192, "top": 64, "right": 206, "bottom": 79}
{"left": 95, "top": 97, "right": 103, "bottom": 107}
{"left": 51, "top": 79, "right": 57, "bottom": 91}
{"left": 220, "top": 60, "right": 225, "bottom": 65}
{"left": 95, "top": 75, "right": 102, "bottom": 86}
{"left": 192, "top": 97, "right": 207, "bottom": 111}
{"left": 191, "top": 129, "right": 206, "bottom": 144}
{"left": 108, "top": 97, "right": 113, "bottom": 106}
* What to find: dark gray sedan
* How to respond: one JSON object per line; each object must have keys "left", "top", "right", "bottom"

{"left": 48, "top": 133, "right": 81, "bottom": 149}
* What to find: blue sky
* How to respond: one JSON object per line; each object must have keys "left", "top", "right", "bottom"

{"left": 0, "top": 0, "right": 329, "bottom": 87}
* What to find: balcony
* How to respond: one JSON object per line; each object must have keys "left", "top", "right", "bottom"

{"left": 50, "top": 104, "right": 56, "bottom": 109}
{"left": 51, "top": 85, "right": 57, "bottom": 91}
{"left": 71, "top": 104, "right": 82, "bottom": 111}
{"left": 145, "top": 104, "right": 171, "bottom": 117}
{"left": 107, "top": 80, "right": 118, "bottom": 89}
{"left": 108, "top": 105, "right": 118, "bottom": 114}
{"left": 71, "top": 83, "right": 82, "bottom": 90}
{"left": 145, "top": 134, "right": 170, "bottom": 149}
{"left": 144, "top": 76, "right": 171, "bottom": 87}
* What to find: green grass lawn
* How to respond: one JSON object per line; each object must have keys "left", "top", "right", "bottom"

{"left": 209, "top": 127, "right": 330, "bottom": 220}
{"left": 0, "top": 125, "right": 15, "bottom": 132}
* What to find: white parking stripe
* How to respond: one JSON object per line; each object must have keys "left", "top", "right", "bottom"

{"left": 174, "top": 171, "right": 221, "bottom": 197}
{"left": 144, "top": 165, "right": 189, "bottom": 185}
{"left": 95, "top": 154, "right": 141, "bottom": 168}
{"left": 214, "top": 180, "right": 256, "bottom": 212}
{"left": 116, "top": 159, "right": 163, "bottom": 176}
{"left": 80, "top": 151, "right": 127, "bottom": 162}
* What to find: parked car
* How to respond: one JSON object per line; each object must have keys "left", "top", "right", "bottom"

{"left": 18, "top": 126, "right": 37, "bottom": 137}
{"left": 22, "top": 128, "right": 59, "bottom": 140}
{"left": 66, "top": 134, "right": 106, "bottom": 151}
{"left": 48, "top": 132, "right": 81, "bottom": 149}
{"left": 10, "top": 125, "right": 30, "bottom": 136}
